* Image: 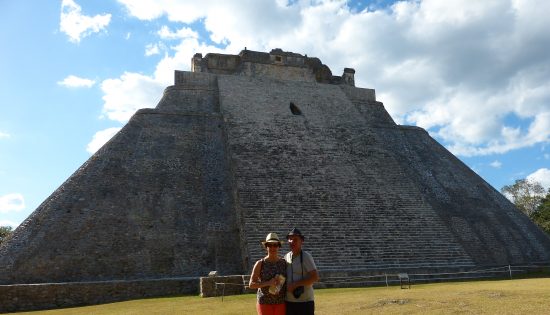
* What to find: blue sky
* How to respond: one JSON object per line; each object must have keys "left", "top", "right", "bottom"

{"left": 1, "top": 0, "right": 549, "bottom": 228}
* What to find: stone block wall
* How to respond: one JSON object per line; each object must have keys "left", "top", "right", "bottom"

{"left": 192, "top": 49, "right": 355, "bottom": 85}
{"left": 216, "top": 74, "right": 477, "bottom": 273}
{"left": 240, "top": 62, "right": 317, "bottom": 82}
{"left": 382, "top": 127, "right": 550, "bottom": 265}
{"left": 0, "top": 80, "right": 243, "bottom": 284}
{"left": 0, "top": 278, "right": 198, "bottom": 313}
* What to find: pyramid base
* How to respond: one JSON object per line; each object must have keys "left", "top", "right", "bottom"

{"left": 0, "top": 277, "right": 198, "bottom": 313}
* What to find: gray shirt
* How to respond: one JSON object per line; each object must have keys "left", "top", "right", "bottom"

{"left": 284, "top": 250, "right": 317, "bottom": 302}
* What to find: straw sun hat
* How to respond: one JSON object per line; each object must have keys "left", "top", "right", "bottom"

{"left": 261, "top": 232, "right": 283, "bottom": 248}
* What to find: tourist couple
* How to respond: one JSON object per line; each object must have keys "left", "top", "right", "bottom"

{"left": 248, "top": 228, "right": 319, "bottom": 315}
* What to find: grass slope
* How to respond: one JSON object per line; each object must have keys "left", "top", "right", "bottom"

{"left": 16, "top": 278, "right": 550, "bottom": 315}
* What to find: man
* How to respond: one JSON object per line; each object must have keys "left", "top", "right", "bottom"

{"left": 284, "top": 228, "right": 320, "bottom": 315}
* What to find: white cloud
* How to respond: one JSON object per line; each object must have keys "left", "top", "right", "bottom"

{"left": 60, "top": 0, "right": 111, "bottom": 43}
{"left": 145, "top": 43, "right": 160, "bottom": 56}
{"left": 489, "top": 160, "right": 502, "bottom": 168}
{"left": 111, "top": 0, "right": 550, "bottom": 157}
{"left": 57, "top": 75, "right": 96, "bottom": 88}
{"left": 0, "top": 220, "right": 18, "bottom": 229}
{"left": 100, "top": 72, "right": 166, "bottom": 123}
{"left": 116, "top": 0, "right": 169, "bottom": 21}
{"left": 117, "top": 0, "right": 299, "bottom": 49}
{"left": 158, "top": 26, "right": 198, "bottom": 40}
{"left": 86, "top": 127, "right": 122, "bottom": 154}
{"left": 0, "top": 193, "right": 25, "bottom": 214}
{"left": 0, "top": 132, "right": 10, "bottom": 139}
{"left": 527, "top": 168, "right": 550, "bottom": 191}
{"left": 99, "top": 32, "right": 225, "bottom": 124}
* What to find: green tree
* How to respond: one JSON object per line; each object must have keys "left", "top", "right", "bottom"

{"left": 0, "top": 226, "right": 13, "bottom": 244}
{"left": 501, "top": 179, "right": 546, "bottom": 217}
{"left": 532, "top": 193, "right": 550, "bottom": 235}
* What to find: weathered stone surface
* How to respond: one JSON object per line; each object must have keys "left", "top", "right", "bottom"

{"left": 0, "top": 278, "right": 198, "bottom": 313}
{"left": 1, "top": 48, "right": 549, "bottom": 312}
{"left": 0, "top": 110, "right": 242, "bottom": 285}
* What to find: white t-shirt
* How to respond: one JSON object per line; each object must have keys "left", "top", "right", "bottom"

{"left": 284, "top": 250, "right": 317, "bottom": 302}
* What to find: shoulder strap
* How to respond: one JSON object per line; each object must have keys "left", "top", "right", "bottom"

{"left": 300, "top": 250, "right": 304, "bottom": 278}
{"left": 290, "top": 251, "right": 304, "bottom": 282}
{"left": 260, "top": 258, "right": 264, "bottom": 275}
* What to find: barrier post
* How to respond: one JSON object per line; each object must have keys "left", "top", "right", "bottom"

{"left": 508, "top": 265, "right": 512, "bottom": 280}
{"left": 385, "top": 273, "right": 388, "bottom": 287}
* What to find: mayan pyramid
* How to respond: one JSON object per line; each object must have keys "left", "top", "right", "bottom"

{"left": 1, "top": 48, "right": 550, "bottom": 311}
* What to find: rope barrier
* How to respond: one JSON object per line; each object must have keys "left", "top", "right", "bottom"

{"left": 214, "top": 282, "right": 246, "bottom": 287}
{"left": 410, "top": 266, "right": 508, "bottom": 277}
{"left": 211, "top": 263, "right": 549, "bottom": 301}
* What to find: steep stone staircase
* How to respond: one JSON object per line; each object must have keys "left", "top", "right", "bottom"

{"left": 218, "top": 75, "right": 476, "bottom": 274}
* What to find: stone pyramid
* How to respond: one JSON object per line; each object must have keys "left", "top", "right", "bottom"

{"left": 1, "top": 49, "right": 549, "bottom": 311}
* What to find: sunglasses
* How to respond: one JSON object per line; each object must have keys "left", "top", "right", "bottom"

{"left": 265, "top": 243, "right": 280, "bottom": 248}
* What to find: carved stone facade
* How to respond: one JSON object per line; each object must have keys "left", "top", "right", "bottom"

{"left": 191, "top": 48, "right": 356, "bottom": 86}
{"left": 1, "top": 49, "right": 549, "bottom": 312}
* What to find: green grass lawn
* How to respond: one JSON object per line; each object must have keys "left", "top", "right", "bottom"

{"left": 15, "top": 278, "right": 550, "bottom": 315}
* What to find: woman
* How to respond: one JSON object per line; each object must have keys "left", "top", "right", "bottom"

{"left": 249, "top": 232, "right": 287, "bottom": 315}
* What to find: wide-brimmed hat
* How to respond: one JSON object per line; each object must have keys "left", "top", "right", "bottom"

{"left": 261, "top": 232, "right": 283, "bottom": 247}
{"left": 286, "top": 228, "right": 305, "bottom": 240}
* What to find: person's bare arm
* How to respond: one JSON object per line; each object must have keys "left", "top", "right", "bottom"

{"left": 248, "top": 260, "right": 277, "bottom": 289}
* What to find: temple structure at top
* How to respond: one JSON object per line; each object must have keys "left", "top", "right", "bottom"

{"left": 191, "top": 48, "right": 356, "bottom": 86}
